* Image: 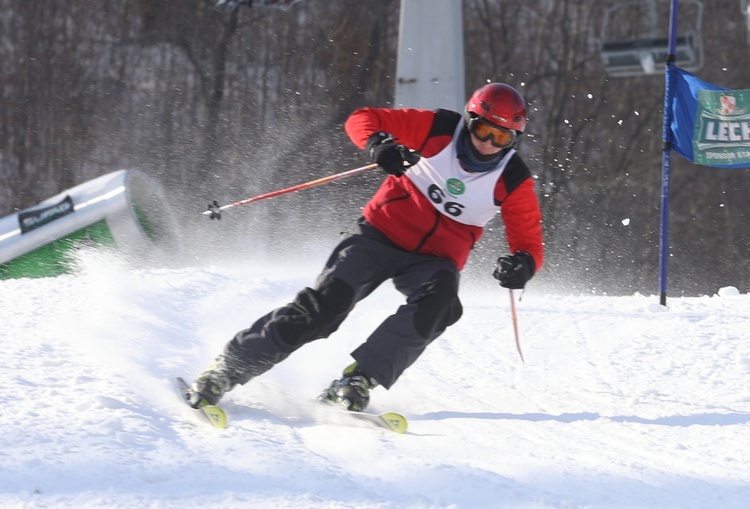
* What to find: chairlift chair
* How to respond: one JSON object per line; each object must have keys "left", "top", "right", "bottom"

{"left": 600, "top": 0, "right": 704, "bottom": 77}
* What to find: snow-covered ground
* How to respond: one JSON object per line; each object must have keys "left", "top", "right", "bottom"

{"left": 2, "top": 248, "right": 749, "bottom": 508}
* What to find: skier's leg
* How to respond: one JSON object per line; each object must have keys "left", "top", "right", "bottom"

{"left": 350, "top": 257, "right": 463, "bottom": 389}
{"left": 220, "top": 227, "right": 399, "bottom": 386}
{"left": 190, "top": 275, "right": 360, "bottom": 406}
{"left": 223, "top": 276, "right": 357, "bottom": 384}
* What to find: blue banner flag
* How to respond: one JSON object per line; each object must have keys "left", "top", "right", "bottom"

{"left": 668, "top": 66, "right": 750, "bottom": 168}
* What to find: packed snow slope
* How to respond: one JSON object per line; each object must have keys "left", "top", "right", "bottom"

{"left": 2, "top": 249, "right": 750, "bottom": 509}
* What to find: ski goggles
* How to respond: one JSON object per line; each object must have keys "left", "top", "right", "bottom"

{"left": 467, "top": 117, "right": 517, "bottom": 149}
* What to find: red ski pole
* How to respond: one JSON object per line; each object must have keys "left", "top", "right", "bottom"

{"left": 509, "top": 289, "right": 524, "bottom": 363}
{"left": 203, "top": 163, "right": 378, "bottom": 219}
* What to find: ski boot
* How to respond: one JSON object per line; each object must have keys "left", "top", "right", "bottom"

{"left": 318, "top": 362, "right": 377, "bottom": 412}
{"left": 188, "top": 355, "right": 235, "bottom": 409}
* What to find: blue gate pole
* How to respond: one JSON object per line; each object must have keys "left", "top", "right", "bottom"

{"left": 659, "top": 0, "right": 681, "bottom": 306}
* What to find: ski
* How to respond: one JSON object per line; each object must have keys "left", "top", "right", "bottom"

{"left": 175, "top": 376, "right": 228, "bottom": 429}
{"left": 175, "top": 376, "right": 407, "bottom": 433}
{"left": 315, "top": 398, "right": 407, "bottom": 433}
{"left": 334, "top": 409, "right": 408, "bottom": 434}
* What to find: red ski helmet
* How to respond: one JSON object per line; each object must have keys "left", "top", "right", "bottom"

{"left": 465, "top": 83, "right": 527, "bottom": 134}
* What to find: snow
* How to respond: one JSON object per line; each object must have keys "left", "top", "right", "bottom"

{"left": 2, "top": 248, "right": 750, "bottom": 509}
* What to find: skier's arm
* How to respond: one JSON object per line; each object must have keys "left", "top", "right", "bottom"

{"left": 345, "top": 107, "right": 436, "bottom": 152}
{"left": 499, "top": 177, "right": 544, "bottom": 273}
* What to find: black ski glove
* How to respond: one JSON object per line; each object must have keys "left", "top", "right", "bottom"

{"left": 365, "top": 132, "right": 420, "bottom": 177}
{"left": 493, "top": 252, "right": 536, "bottom": 290}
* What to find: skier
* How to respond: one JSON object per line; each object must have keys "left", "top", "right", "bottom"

{"left": 186, "top": 83, "right": 544, "bottom": 412}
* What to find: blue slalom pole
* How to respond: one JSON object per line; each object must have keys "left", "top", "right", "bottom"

{"left": 658, "top": 0, "right": 681, "bottom": 306}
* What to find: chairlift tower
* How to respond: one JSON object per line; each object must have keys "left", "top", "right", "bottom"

{"left": 395, "top": 0, "right": 465, "bottom": 111}
{"left": 601, "top": 0, "right": 704, "bottom": 77}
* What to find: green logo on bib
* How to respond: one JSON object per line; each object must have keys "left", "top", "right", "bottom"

{"left": 446, "top": 178, "right": 465, "bottom": 196}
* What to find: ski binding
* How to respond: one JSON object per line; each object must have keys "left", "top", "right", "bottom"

{"left": 176, "top": 376, "right": 228, "bottom": 429}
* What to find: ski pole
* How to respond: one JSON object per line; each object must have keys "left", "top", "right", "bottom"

{"left": 203, "top": 163, "right": 378, "bottom": 219}
{"left": 509, "top": 289, "right": 524, "bottom": 363}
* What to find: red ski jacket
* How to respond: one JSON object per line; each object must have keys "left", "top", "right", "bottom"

{"left": 345, "top": 107, "right": 543, "bottom": 272}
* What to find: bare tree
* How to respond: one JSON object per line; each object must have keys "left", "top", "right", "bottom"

{"left": 1, "top": 0, "right": 748, "bottom": 293}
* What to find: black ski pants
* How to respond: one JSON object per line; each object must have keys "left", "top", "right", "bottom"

{"left": 223, "top": 218, "right": 463, "bottom": 389}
